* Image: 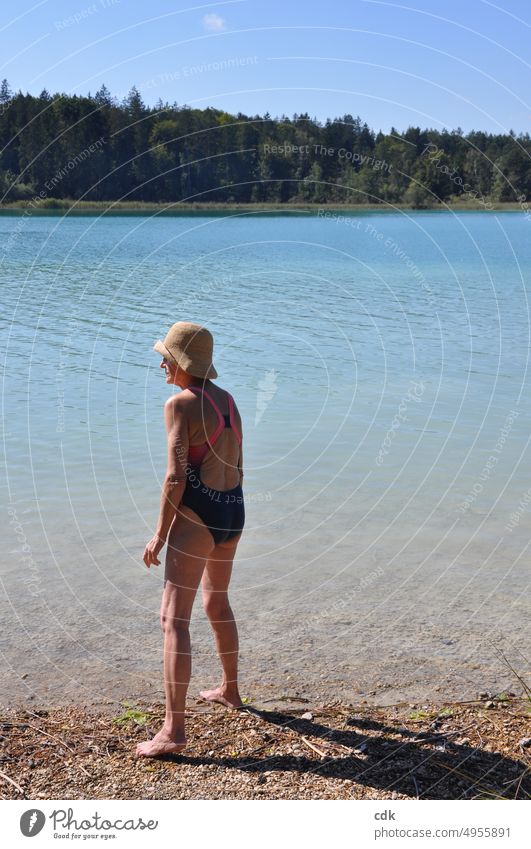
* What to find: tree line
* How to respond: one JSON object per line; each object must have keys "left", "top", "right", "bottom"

{"left": 0, "top": 80, "right": 530, "bottom": 207}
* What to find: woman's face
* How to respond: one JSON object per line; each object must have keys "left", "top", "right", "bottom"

{"left": 160, "top": 356, "right": 180, "bottom": 385}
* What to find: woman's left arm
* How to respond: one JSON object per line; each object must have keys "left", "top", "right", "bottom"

{"left": 143, "top": 396, "right": 189, "bottom": 568}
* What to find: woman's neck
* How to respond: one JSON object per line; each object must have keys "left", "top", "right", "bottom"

{"left": 184, "top": 375, "right": 210, "bottom": 390}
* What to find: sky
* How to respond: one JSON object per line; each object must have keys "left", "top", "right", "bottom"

{"left": 1, "top": 0, "right": 531, "bottom": 134}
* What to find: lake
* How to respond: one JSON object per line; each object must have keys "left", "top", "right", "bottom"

{"left": 1, "top": 209, "right": 530, "bottom": 710}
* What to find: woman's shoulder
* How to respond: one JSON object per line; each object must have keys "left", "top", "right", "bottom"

{"left": 169, "top": 383, "right": 240, "bottom": 414}
{"left": 164, "top": 392, "right": 195, "bottom": 416}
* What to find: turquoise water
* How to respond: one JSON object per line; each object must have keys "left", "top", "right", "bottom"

{"left": 1, "top": 211, "right": 530, "bottom": 708}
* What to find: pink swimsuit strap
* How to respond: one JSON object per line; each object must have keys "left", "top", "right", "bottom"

{"left": 188, "top": 386, "right": 225, "bottom": 444}
{"left": 187, "top": 387, "right": 242, "bottom": 464}
{"left": 226, "top": 392, "right": 242, "bottom": 444}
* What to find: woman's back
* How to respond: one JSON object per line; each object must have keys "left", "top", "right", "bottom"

{"left": 185, "top": 382, "right": 243, "bottom": 492}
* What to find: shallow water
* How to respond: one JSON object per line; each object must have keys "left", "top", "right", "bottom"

{"left": 1, "top": 210, "right": 530, "bottom": 709}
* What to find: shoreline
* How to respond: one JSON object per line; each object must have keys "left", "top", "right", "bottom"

{"left": 2, "top": 695, "right": 529, "bottom": 800}
{"left": 0, "top": 199, "right": 527, "bottom": 215}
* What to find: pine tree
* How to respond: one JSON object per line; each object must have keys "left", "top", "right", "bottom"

{"left": 94, "top": 84, "right": 113, "bottom": 107}
{"left": 0, "top": 78, "right": 12, "bottom": 103}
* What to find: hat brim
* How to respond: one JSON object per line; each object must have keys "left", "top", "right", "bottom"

{"left": 153, "top": 340, "right": 218, "bottom": 379}
{"left": 153, "top": 340, "right": 174, "bottom": 362}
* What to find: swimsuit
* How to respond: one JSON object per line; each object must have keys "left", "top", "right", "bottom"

{"left": 180, "top": 386, "right": 245, "bottom": 545}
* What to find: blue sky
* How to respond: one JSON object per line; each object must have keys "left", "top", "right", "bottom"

{"left": 2, "top": 0, "right": 531, "bottom": 133}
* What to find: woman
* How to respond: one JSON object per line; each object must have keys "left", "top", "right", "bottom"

{"left": 136, "top": 321, "right": 245, "bottom": 758}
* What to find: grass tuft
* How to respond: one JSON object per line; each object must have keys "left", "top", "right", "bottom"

{"left": 112, "top": 700, "right": 154, "bottom": 727}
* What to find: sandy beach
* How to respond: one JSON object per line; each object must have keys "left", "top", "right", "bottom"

{"left": 1, "top": 695, "right": 529, "bottom": 800}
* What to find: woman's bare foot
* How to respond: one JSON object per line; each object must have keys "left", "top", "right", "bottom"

{"left": 135, "top": 727, "right": 186, "bottom": 758}
{"left": 198, "top": 686, "right": 243, "bottom": 709}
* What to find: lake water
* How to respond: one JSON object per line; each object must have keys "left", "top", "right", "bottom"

{"left": 1, "top": 210, "right": 530, "bottom": 711}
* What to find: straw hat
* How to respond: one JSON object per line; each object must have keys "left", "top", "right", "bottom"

{"left": 154, "top": 322, "right": 218, "bottom": 379}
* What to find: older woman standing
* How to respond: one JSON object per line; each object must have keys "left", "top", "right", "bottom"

{"left": 136, "top": 322, "right": 245, "bottom": 758}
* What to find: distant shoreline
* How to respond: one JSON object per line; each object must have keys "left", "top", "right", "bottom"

{"left": 0, "top": 199, "right": 527, "bottom": 215}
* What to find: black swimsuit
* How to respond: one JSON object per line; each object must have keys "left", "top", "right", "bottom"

{"left": 181, "top": 387, "right": 245, "bottom": 545}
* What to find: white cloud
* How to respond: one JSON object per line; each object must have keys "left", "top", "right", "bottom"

{"left": 202, "top": 13, "right": 226, "bottom": 31}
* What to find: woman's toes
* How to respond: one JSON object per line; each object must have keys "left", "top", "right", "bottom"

{"left": 198, "top": 687, "right": 242, "bottom": 708}
{"left": 135, "top": 733, "right": 186, "bottom": 758}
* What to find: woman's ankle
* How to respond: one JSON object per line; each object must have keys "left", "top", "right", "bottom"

{"left": 163, "top": 716, "right": 185, "bottom": 738}
{"left": 221, "top": 681, "right": 240, "bottom": 695}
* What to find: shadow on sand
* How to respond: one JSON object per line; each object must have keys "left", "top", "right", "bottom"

{"left": 162, "top": 706, "right": 530, "bottom": 799}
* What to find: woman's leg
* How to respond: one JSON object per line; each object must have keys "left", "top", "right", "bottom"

{"left": 199, "top": 533, "right": 243, "bottom": 709}
{"left": 136, "top": 507, "right": 214, "bottom": 757}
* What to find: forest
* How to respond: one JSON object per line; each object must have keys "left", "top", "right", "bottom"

{"left": 0, "top": 80, "right": 530, "bottom": 207}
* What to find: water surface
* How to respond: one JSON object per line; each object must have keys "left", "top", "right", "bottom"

{"left": 1, "top": 210, "right": 530, "bottom": 709}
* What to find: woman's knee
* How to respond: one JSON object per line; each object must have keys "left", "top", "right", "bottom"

{"left": 160, "top": 609, "right": 191, "bottom": 632}
{"left": 202, "top": 591, "right": 231, "bottom": 622}
{"left": 160, "top": 591, "right": 193, "bottom": 632}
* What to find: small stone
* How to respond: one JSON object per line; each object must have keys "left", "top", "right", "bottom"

{"left": 301, "top": 712, "right": 313, "bottom": 720}
{"left": 518, "top": 737, "right": 531, "bottom": 749}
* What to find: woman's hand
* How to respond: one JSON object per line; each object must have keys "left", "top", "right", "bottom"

{"left": 143, "top": 534, "right": 166, "bottom": 568}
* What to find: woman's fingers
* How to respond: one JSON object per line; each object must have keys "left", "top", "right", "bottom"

{"left": 143, "top": 544, "right": 161, "bottom": 567}
{"left": 143, "top": 535, "right": 165, "bottom": 567}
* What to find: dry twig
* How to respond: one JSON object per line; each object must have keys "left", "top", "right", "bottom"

{"left": 301, "top": 736, "right": 327, "bottom": 759}
{"left": 0, "top": 768, "right": 24, "bottom": 795}
{"left": 25, "top": 723, "right": 91, "bottom": 778}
